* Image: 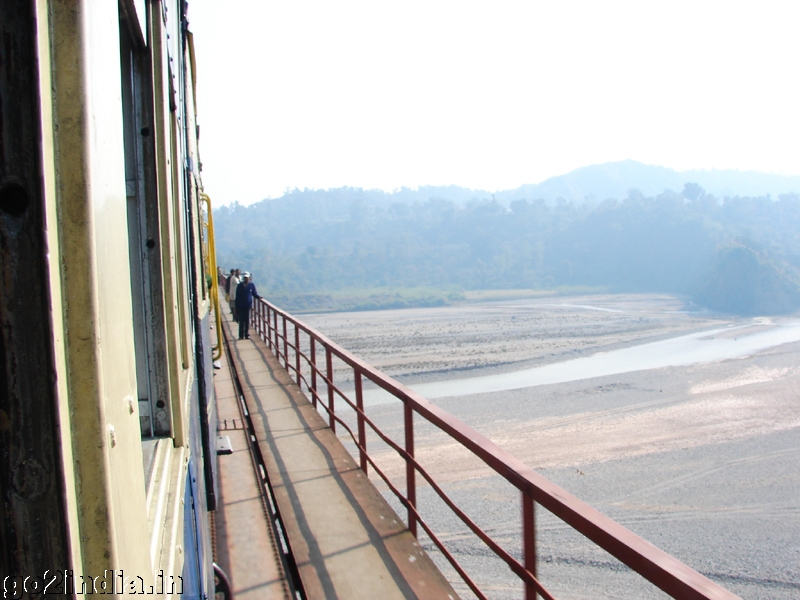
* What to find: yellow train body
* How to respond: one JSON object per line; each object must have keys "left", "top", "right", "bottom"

{"left": 1, "top": 1, "right": 216, "bottom": 596}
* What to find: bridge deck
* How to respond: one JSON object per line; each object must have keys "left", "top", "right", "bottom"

{"left": 213, "top": 311, "right": 289, "bottom": 599}
{"left": 216, "top": 307, "right": 458, "bottom": 599}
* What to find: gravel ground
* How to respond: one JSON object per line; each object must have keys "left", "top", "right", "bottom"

{"left": 406, "top": 428, "right": 800, "bottom": 600}
{"left": 300, "top": 295, "right": 800, "bottom": 599}
{"left": 300, "top": 294, "right": 727, "bottom": 386}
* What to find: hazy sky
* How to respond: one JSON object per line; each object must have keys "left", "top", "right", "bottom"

{"left": 187, "top": 1, "right": 800, "bottom": 206}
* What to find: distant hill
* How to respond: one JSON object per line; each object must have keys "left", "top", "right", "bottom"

{"left": 246, "top": 161, "right": 800, "bottom": 208}
{"left": 494, "top": 160, "right": 800, "bottom": 204}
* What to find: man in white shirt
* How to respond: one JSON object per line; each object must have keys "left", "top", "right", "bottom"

{"left": 228, "top": 269, "right": 240, "bottom": 321}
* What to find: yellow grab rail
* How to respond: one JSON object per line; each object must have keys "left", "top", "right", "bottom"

{"left": 200, "top": 191, "right": 223, "bottom": 361}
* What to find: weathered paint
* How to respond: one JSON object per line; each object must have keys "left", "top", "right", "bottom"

{"left": 150, "top": 2, "right": 198, "bottom": 450}
{"left": 36, "top": 0, "right": 85, "bottom": 577}
{"left": 47, "top": 0, "right": 152, "bottom": 579}
{"left": 0, "top": 0, "right": 71, "bottom": 580}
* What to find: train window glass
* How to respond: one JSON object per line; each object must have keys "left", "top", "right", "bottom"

{"left": 119, "top": 13, "right": 173, "bottom": 438}
{"left": 141, "top": 438, "right": 159, "bottom": 490}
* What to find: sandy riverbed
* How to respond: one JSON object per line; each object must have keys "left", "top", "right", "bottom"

{"left": 301, "top": 294, "right": 729, "bottom": 383}
{"left": 300, "top": 294, "right": 800, "bottom": 599}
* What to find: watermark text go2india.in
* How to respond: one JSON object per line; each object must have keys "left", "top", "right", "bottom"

{"left": 2, "top": 570, "right": 183, "bottom": 596}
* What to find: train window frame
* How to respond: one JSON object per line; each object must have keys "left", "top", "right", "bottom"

{"left": 119, "top": 11, "right": 174, "bottom": 440}
{"left": 169, "top": 109, "right": 193, "bottom": 373}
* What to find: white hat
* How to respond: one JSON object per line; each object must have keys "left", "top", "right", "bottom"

{"left": 243, "top": 271, "right": 251, "bottom": 278}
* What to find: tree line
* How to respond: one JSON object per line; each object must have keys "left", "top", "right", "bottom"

{"left": 213, "top": 185, "right": 800, "bottom": 315}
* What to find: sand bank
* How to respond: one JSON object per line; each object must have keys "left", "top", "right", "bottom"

{"left": 301, "top": 294, "right": 800, "bottom": 599}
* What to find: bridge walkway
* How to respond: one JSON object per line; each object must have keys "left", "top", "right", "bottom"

{"left": 214, "top": 304, "right": 458, "bottom": 599}
{"left": 212, "top": 307, "right": 290, "bottom": 599}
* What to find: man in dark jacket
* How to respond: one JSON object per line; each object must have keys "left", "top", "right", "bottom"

{"left": 235, "top": 272, "right": 259, "bottom": 339}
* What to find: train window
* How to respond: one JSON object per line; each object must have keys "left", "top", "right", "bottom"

{"left": 170, "top": 112, "right": 192, "bottom": 371}
{"left": 119, "top": 15, "right": 173, "bottom": 439}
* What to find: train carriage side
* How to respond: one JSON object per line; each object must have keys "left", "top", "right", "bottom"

{"left": 1, "top": 1, "right": 217, "bottom": 596}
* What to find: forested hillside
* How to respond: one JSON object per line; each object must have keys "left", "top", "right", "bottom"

{"left": 214, "top": 169, "right": 800, "bottom": 315}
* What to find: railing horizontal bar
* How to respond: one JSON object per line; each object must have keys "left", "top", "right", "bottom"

{"left": 299, "top": 367, "right": 537, "bottom": 589}
{"left": 261, "top": 310, "right": 538, "bottom": 595}
{"left": 406, "top": 509, "right": 488, "bottom": 600}
{"left": 255, "top": 299, "right": 739, "bottom": 600}
{"left": 307, "top": 382, "right": 535, "bottom": 585}
{"left": 354, "top": 439, "right": 493, "bottom": 600}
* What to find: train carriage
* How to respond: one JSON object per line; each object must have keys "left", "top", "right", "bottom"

{"left": 1, "top": 0, "right": 217, "bottom": 596}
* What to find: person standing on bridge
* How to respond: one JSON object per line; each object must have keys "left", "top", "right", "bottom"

{"left": 235, "top": 272, "right": 259, "bottom": 340}
{"left": 228, "top": 268, "right": 240, "bottom": 321}
{"left": 225, "top": 268, "right": 234, "bottom": 300}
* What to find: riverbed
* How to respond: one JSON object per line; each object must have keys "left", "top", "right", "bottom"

{"left": 300, "top": 294, "right": 800, "bottom": 599}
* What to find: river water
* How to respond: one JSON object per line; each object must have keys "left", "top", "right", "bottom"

{"left": 362, "top": 319, "right": 800, "bottom": 405}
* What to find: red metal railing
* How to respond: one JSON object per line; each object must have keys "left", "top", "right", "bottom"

{"left": 251, "top": 298, "right": 740, "bottom": 600}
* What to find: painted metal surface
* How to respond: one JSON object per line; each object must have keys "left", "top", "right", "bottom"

{"left": 9, "top": 0, "right": 216, "bottom": 593}
{"left": 45, "top": 0, "right": 152, "bottom": 579}
{"left": 251, "top": 299, "right": 741, "bottom": 600}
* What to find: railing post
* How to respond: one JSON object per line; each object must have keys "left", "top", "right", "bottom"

{"left": 404, "top": 402, "right": 417, "bottom": 537}
{"left": 267, "top": 306, "right": 275, "bottom": 354}
{"left": 269, "top": 306, "right": 274, "bottom": 350}
{"left": 294, "top": 324, "right": 301, "bottom": 387}
{"left": 250, "top": 300, "right": 255, "bottom": 336}
{"left": 310, "top": 337, "right": 317, "bottom": 408}
{"left": 261, "top": 303, "right": 266, "bottom": 342}
{"left": 274, "top": 310, "right": 281, "bottom": 363}
{"left": 254, "top": 302, "right": 259, "bottom": 338}
{"left": 326, "top": 347, "right": 335, "bottom": 432}
{"left": 272, "top": 308, "right": 278, "bottom": 356}
{"left": 282, "top": 315, "right": 289, "bottom": 370}
{"left": 523, "top": 491, "right": 537, "bottom": 600}
{"left": 254, "top": 301, "right": 259, "bottom": 338}
{"left": 355, "top": 371, "right": 367, "bottom": 474}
